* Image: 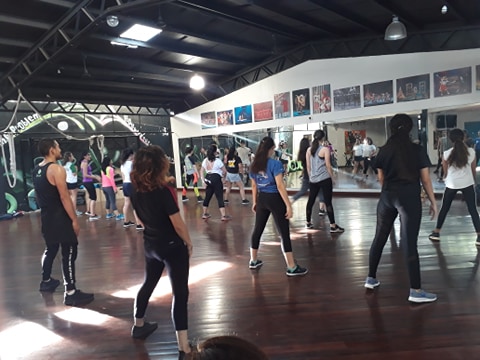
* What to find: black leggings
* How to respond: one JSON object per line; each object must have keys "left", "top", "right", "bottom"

{"left": 363, "top": 157, "right": 378, "bottom": 175}
{"left": 251, "top": 192, "right": 292, "bottom": 253}
{"left": 42, "top": 242, "right": 78, "bottom": 291}
{"left": 435, "top": 185, "right": 480, "bottom": 232}
{"left": 306, "top": 178, "right": 334, "bottom": 224}
{"left": 134, "top": 242, "right": 190, "bottom": 331}
{"left": 203, "top": 173, "right": 224, "bottom": 208}
{"left": 368, "top": 186, "right": 422, "bottom": 289}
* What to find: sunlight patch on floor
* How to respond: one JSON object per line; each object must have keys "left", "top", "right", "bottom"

{"left": 54, "top": 307, "right": 112, "bottom": 325}
{"left": 111, "top": 260, "right": 233, "bottom": 299}
{"left": 0, "top": 321, "right": 63, "bottom": 360}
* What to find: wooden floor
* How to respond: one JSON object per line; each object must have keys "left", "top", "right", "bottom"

{"left": 1, "top": 187, "right": 480, "bottom": 359}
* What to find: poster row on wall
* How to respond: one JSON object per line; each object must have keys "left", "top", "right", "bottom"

{"left": 201, "top": 65, "right": 480, "bottom": 129}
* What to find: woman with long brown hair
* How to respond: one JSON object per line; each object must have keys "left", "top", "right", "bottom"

{"left": 249, "top": 136, "right": 307, "bottom": 276}
{"left": 130, "top": 145, "right": 193, "bottom": 357}
{"left": 429, "top": 128, "right": 480, "bottom": 243}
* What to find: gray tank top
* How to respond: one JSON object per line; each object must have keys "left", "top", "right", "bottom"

{"left": 310, "top": 146, "right": 330, "bottom": 183}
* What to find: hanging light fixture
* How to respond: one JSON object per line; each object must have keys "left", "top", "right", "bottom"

{"left": 189, "top": 74, "right": 205, "bottom": 90}
{"left": 384, "top": 16, "right": 407, "bottom": 41}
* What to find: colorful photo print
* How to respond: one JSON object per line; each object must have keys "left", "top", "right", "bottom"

{"left": 292, "top": 88, "right": 310, "bottom": 117}
{"left": 477, "top": 65, "right": 480, "bottom": 91}
{"left": 312, "top": 84, "right": 331, "bottom": 114}
{"left": 234, "top": 105, "right": 253, "bottom": 125}
{"left": 274, "top": 92, "right": 291, "bottom": 119}
{"left": 363, "top": 80, "right": 393, "bottom": 107}
{"left": 201, "top": 111, "right": 216, "bottom": 129}
{"left": 333, "top": 86, "right": 361, "bottom": 111}
{"left": 216, "top": 110, "right": 233, "bottom": 127}
{"left": 396, "top": 74, "right": 430, "bottom": 102}
{"left": 253, "top": 101, "right": 273, "bottom": 122}
{"left": 434, "top": 67, "right": 472, "bottom": 97}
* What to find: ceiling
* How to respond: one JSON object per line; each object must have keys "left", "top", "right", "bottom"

{"left": 0, "top": 0, "right": 479, "bottom": 115}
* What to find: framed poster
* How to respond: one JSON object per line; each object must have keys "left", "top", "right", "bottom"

{"left": 363, "top": 80, "right": 393, "bottom": 107}
{"left": 312, "top": 84, "right": 331, "bottom": 114}
{"left": 234, "top": 105, "right": 253, "bottom": 125}
{"left": 201, "top": 111, "right": 216, "bottom": 129}
{"left": 253, "top": 101, "right": 273, "bottom": 122}
{"left": 334, "top": 86, "right": 361, "bottom": 111}
{"left": 396, "top": 74, "right": 430, "bottom": 102}
{"left": 292, "top": 88, "right": 310, "bottom": 116}
{"left": 274, "top": 92, "right": 291, "bottom": 119}
{"left": 434, "top": 67, "right": 472, "bottom": 97}
{"left": 477, "top": 65, "right": 480, "bottom": 91}
{"left": 217, "top": 110, "right": 233, "bottom": 127}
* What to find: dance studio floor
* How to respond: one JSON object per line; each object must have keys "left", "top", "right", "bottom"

{"left": 1, "top": 184, "right": 479, "bottom": 359}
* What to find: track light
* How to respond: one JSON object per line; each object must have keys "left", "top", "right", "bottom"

{"left": 384, "top": 16, "right": 407, "bottom": 41}
{"left": 189, "top": 74, "right": 205, "bottom": 90}
{"left": 106, "top": 15, "right": 119, "bottom": 27}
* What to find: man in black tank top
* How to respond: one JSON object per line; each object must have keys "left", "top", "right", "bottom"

{"left": 34, "top": 139, "right": 94, "bottom": 306}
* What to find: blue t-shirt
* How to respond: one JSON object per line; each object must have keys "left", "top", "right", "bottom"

{"left": 250, "top": 158, "right": 284, "bottom": 193}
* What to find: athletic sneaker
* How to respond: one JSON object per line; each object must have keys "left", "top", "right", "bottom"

{"left": 182, "top": 196, "right": 189, "bottom": 202}
{"left": 85, "top": 211, "right": 92, "bottom": 216}
{"left": 123, "top": 221, "right": 135, "bottom": 228}
{"left": 39, "top": 278, "right": 60, "bottom": 292}
{"left": 75, "top": 210, "right": 83, "bottom": 216}
{"left": 202, "top": 213, "right": 211, "bottom": 219}
{"left": 241, "top": 199, "right": 250, "bottom": 205}
{"left": 105, "top": 213, "right": 114, "bottom": 220}
{"left": 305, "top": 222, "right": 314, "bottom": 229}
{"left": 476, "top": 236, "right": 480, "bottom": 246}
{"left": 224, "top": 199, "right": 229, "bottom": 204}
{"left": 197, "top": 196, "right": 204, "bottom": 203}
{"left": 116, "top": 214, "right": 125, "bottom": 221}
{"left": 221, "top": 215, "right": 231, "bottom": 221}
{"left": 88, "top": 215, "right": 100, "bottom": 221}
{"left": 64, "top": 290, "right": 94, "bottom": 306}
{"left": 249, "top": 259, "right": 263, "bottom": 269}
{"left": 136, "top": 224, "right": 144, "bottom": 231}
{"left": 330, "top": 225, "right": 345, "bottom": 233}
{"left": 408, "top": 289, "right": 437, "bottom": 303}
{"left": 286, "top": 264, "right": 308, "bottom": 277}
{"left": 318, "top": 209, "right": 326, "bottom": 216}
{"left": 364, "top": 276, "right": 380, "bottom": 289}
{"left": 429, "top": 232, "right": 440, "bottom": 241}
{"left": 131, "top": 322, "right": 158, "bottom": 339}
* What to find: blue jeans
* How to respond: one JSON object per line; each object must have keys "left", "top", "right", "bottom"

{"left": 102, "top": 186, "right": 117, "bottom": 211}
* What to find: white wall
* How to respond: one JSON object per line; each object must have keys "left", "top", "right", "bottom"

{"left": 171, "top": 49, "right": 480, "bottom": 184}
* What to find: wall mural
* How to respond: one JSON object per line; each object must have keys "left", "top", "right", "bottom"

{"left": 0, "top": 111, "right": 172, "bottom": 213}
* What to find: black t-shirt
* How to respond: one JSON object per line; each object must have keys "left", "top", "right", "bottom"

{"left": 131, "top": 186, "right": 183, "bottom": 246}
{"left": 375, "top": 141, "right": 431, "bottom": 191}
{"left": 226, "top": 155, "right": 242, "bottom": 174}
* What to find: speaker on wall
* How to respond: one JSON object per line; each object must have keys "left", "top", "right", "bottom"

{"left": 436, "top": 114, "right": 457, "bottom": 129}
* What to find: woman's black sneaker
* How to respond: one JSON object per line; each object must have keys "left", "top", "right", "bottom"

{"left": 39, "top": 278, "right": 60, "bottom": 292}
{"left": 64, "top": 290, "right": 94, "bottom": 306}
{"left": 131, "top": 322, "right": 158, "bottom": 339}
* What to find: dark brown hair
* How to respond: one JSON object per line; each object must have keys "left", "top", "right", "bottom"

{"left": 446, "top": 128, "right": 469, "bottom": 168}
{"left": 250, "top": 136, "right": 274, "bottom": 174}
{"left": 37, "top": 139, "right": 56, "bottom": 157}
{"left": 194, "top": 336, "right": 269, "bottom": 360}
{"left": 131, "top": 145, "right": 170, "bottom": 192}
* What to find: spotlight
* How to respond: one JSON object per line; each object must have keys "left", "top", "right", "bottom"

{"left": 384, "top": 16, "right": 407, "bottom": 41}
{"left": 58, "top": 121, "right": 68, "bottom": 131}
{"left": 106, "top": 15, "right": 119, "bottom": 27}
{"left": 189, "top": 74, "right": 205, "bottom": 90}
{"left": 441, "top": 5, "right": 448, "bottom": 14}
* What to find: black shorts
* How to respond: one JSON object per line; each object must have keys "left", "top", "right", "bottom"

{"left": 83, "top": 182, "right": 97, "bottom": 201}
{"left": 354, "top": 156, "right": 364, "bottom": 162}
{"left": 123, "top": 182, "right": 133, "bottom": 197}
{"left": 67, "top": 182, "right": 78, "bottom": 190}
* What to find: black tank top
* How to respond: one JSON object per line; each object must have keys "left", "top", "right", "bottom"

{"left": 33, "top": 162, "right": 63, "bottom": 211}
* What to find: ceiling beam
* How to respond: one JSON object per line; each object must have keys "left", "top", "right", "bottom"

{"left": 0, "top": 14, "right": 50, "bottom": 29}
{"left": 173, "top": 0, "right": 305, "bottom": 41}
{"left": 308, "top": 0, "right": 384, "bottom": 34}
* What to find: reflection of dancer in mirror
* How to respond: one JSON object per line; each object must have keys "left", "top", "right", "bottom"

{"left": 62, "top": 152, "right": 82, "bottom": 216}
{"left": 236, "top": 140, "right": 251, "bottom": 185}
{"left": 277, "top": 141, "right": 291, "bottom": 177}
{"left": 224, "top": 146, "right": 250, "bottom": 205}
{"left": 182, "top": 146, "right": 203, "bottom": 203}
{"left": 81, "top": 151, "right": 101, "bottom": 220}
{"left": 352, "top": 138, "right": 364, "bottom": 176}
{"left": 120, "top": 148, "right": 143, "bottom": 230}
